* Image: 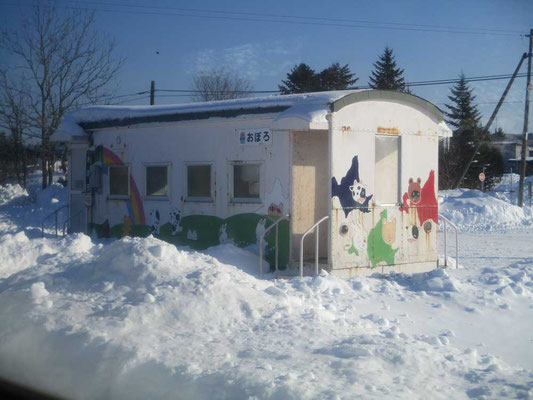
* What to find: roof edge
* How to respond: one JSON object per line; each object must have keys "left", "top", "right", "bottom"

{"left": 330, "top": 90, "right": 444, "bottom": 121}
{"left": 79, "top": 105, "right": 291, "bottom": 130}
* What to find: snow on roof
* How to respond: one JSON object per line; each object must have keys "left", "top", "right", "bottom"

{"left": 51, "top": 89, "right": 448, "bottom": 141}
{"left": 51, "top": 90, "right": 364, "bottom": 141}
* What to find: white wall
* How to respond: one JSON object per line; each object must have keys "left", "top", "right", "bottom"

{"left": 329, "top": 99, "right": 441, "bottom": 275}
{"left": 91, "top": 116, "right": 291, "bottom": 228}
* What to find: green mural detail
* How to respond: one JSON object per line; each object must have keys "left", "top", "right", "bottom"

{"left": 367, "top": 209, "right": 398, "bottom": 268}
{"left": 348, "top": 244, "right": 359, "bottom": 256}
{"left": 89, "top": 213, "right": 289, "bottom": 269}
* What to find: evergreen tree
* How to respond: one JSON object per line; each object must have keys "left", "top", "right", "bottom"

{"left": 279, "top": 62, "right": 358, "bottom": 94}
{"left": 445, "top": 74, "right": 481, "bottom": 131}
{"left": 318, "top": 63, "right": 358, "bottom": 90}
{"left": 439, "top": 73, "right": 503, "bottom": 189}
{"left": 368, "top": 47, "right": 408, "bottom": 92}
{"left": 492, "top": 127, "right": 506, "bottom": 139}
{"left": 279, "top": 63, "right": 318, "bottom": 94}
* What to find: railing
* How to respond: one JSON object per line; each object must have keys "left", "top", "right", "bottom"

{"left": 438, "top": 213, "right": 459, "bottom": 268}
{"left": 62, "top": 209, "right": 84, "bottom": 237}
{"left": 41, "top": 205, "right": 68, "bottom": 238}
{"left": 259, "top": 215, "right": 289, "bottom": 276}
{"left": 299, "top": 215, "right": 329, "bottom": 277}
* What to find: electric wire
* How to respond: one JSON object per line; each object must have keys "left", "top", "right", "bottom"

{"left": 48, "top": 0, "right": 524, "bottom": 35}
{"left": 0, "top": 0, "right": 525, "bottom": 37}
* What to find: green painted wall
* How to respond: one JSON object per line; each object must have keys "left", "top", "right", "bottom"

{"left": 89, "top": 213, "right": 289, "bottom": 269}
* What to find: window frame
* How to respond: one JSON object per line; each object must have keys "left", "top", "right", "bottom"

{"left": 230, "top": 161, "right": 263, "bottom": 204}
{"left": 107, "top": 164, "right": 130, "bottom": 200}
{"left": 184, "top": 162, "right": 214, "bottom": 203}
{"left": 374, "top": 134, "right": 401, "bottom": 206}
{"left": 144, "top": 162, "right": 171, "bottom": 201}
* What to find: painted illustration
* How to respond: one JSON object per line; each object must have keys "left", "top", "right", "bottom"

{"left": 347, "top": 214, "right": 367, "bottom": 257}
{"left": 169, "top": 207, "right": 183, "bottom": 235}
{"left": 255, "top": 218, "right": 267, "bottom": 242}
{"left": 218, "top": 223, "right": 230, "bottom": 244}
{"left": 399, "top": 170, "right": 438, "bottom": 235}
{"left": 89, "top": 146, "right": 290, "bottom": 269}
{"left": 367, "top": 209, "right": 398, "bottom": 267}
{"left": 101, "top": 147, "right": 146, "bottom": 225}
{"left": 332, "top": 156, "right": 373, "bottom": 217}
{"left": 261, "top": 179, "right": 287, "bottom": 216}
{"left": 268, "top": 202, "right": 283, "bottom": 216}
{"left": 149, "top": 209, "right": 161, "bottom": 235}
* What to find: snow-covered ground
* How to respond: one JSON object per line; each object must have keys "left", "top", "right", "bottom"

{"left": 0, "top": 174, "right": 532, "bottom": 399}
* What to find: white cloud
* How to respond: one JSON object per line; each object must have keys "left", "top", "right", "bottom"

{"left": 188, "top": 40, "right": 302, "bottom": 84}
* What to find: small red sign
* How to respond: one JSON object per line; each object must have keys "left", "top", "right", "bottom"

{"left": 479, "top": 172, "right": 486, "bottom": 182}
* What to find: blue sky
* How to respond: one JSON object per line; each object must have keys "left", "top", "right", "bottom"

{"left": 1, "top": 0, "right": 532, "bottom": 133}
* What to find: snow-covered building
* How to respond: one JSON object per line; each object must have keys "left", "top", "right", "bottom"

{"left": 52, "top": 90, "right": 452, "bottom": 276}
{"left": 491, "top": 133, "right": 533, "bottom": 171}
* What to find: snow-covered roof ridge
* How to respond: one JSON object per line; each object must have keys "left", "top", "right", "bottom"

{"left": 51, "top": 90, "right": 365, "bottom": 141}
{"left": 72, "top": 90, "right": 364, "bottom": 125}
{"left": 51, "top": 89, "right": 447, "bottom": 141}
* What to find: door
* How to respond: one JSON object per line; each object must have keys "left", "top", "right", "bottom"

{"left": 69, "top": 193, "right": 87, "bottom": 233}
{"left": 290, "top": 131, "right": 329, "bottom": 263}
{"left": 68, "top": 145, "right": 87, "bottom": 233}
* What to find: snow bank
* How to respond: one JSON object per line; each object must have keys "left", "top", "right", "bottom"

{"left": 439, "top": 175, "right": 533, "bottom": 232}
{"left": 0, "top": 234, "right": 532, "bottom": 399}
{"left": 0, "top": 174, "right": 67, "bottom": 236}
{"left": 1, "top": 173, "right": 533, "bottom": 398}
{"left": 0, "top": 183, "right": 29, "bottom": 206}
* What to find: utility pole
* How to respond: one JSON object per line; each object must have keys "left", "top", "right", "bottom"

{"left": 518, "top": 29, "right": 532, "bottom": 207}
{"left": 150, "top": 80, "right": 156, "bottom": 105}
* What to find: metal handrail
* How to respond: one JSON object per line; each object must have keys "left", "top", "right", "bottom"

{"left": 258, "top": 215, "right": 289, "bottom": 276}
{"left": 438, "top": 214, "right": 459, "bottom": 268}
{"left": 62, "top": 209, "right": 84, "bottom": 237}
{"left": 41, "top": 205, "right": 68, "bottom": 237}
{"left": 299, "top": 215, "right": 329, "bottom": 277}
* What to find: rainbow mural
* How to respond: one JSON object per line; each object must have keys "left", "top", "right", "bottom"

{"left": 102, "top": 147, "right": 146, "bottom": 225}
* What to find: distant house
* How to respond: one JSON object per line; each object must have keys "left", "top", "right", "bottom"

{"left": 491, "top": 133, "right": 533, "bottom": 172}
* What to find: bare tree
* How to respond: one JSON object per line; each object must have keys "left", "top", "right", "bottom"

{"left": 0, "top": 70, "right": 32, "bottom": 187}
{"left": 191, "top": 68, "right": 253, "bottom": 102}
{"left": 0, "top": 1, "right": 122, "bottom": 188}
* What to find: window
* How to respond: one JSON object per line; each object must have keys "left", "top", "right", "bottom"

{"left": 233, "top": 163, "right": 260, "bottom": 201}
{"left": 109, "top": 165, "right": 129, "bottom": 197}
{"left": 374, "top": 135, "right": 400, "bottom": 204}
{"left": 146, "top": 165, "right": 168, "bottom": 197}
{"left": 187, "top": 164, "right": 212, "bottom": 200}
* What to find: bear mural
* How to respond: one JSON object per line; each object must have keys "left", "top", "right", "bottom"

{"left": 399, "top": 170, "right": 438, "bottom": 237}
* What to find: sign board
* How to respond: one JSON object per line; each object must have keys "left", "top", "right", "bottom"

{"left": 236, "top": 129, "right": 272, "bottom": 146}
{"left": 479, "top": 172, "right": 486, "bottom": 182}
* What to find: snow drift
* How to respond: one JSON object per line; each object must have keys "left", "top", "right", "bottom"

{"left": 0, "top": 174, "right": 532, "bottom": 399}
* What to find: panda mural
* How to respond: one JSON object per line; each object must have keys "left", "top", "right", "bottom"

{"left": 331, "top": 156, "right": 373, "bottom": 217}
{"left": 332, "top": 155, "right": 375, "bottom": 263}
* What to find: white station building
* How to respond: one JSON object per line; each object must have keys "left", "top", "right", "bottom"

{"left": 52, "top": 90, "right": 452, "bottom": 277}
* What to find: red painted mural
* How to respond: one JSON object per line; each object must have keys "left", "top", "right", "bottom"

{"left": 399, "top": 170, "right": 438, "bottom": 226}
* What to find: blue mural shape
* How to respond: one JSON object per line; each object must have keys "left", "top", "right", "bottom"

{"left": 332, "top": 156, "right": 373, "bottom": 217}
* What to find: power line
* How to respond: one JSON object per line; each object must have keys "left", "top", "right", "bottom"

{"left": 49, "top": 0, "right": 524, "bottom": 36}
{"left": 149, "top": 72, "right": 528, "bottom": 95}
{"left": 1, "top": 0, "right": 525, "bottom": 37}
{"left": 155, "top": 89, "right": 279, "bottom": 94}
{"left": 108, "top": 94, "right": 151, "bottom": 105}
